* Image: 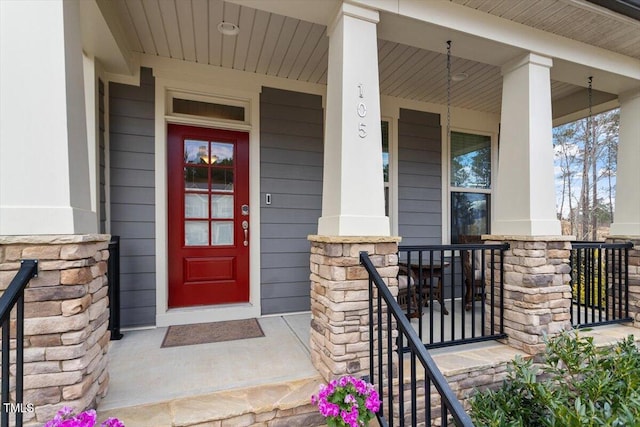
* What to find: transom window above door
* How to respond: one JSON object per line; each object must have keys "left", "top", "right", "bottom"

{"left": 167, "top": 90, "right": 251, "bottom": 127}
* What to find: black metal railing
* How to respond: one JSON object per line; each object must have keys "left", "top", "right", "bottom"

{"left": 361, "top": 252, "right": 473, "bottom": 427}
{"left": 397, "top": 244, "right": 508, "bottom": 349}
{"left": 108, "top": 236, "right": 123, "bottom": 340}
{"left": 1, "top": 259, "right": 38, "bottom": 427}
{"left": 570, "top": 241, "right": 634, "bottom": 328}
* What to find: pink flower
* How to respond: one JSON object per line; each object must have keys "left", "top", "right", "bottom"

{"left": 344, "top": 394, "right": 357, "bottom": 405}
{"left": 311, "top": 376, "right": 380, "bottom": 426}
{"left": 101, "top": 418, "right": 125, "bottom": 427}
{"left": 44, "top": 408, "right": 123, "bottom": 427}
{"left": 365, "top": 390, "right": 381, "bottom": 413}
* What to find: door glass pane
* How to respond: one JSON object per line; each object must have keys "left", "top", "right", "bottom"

{"left": 185, "top": 194, "right": 208, "bottom": 218}
{"left": 212, "top": 195, "right": 234, "bottom": 218}
{"left": 185, "top": 221, "right": 209, "bottom": 246}
{"left": 451, "top": 192, "right": 489, "bottom": 244}
{"left": 184, "top": 167, "right": 208, "bottom": 191}
{"left": 450, "top": 132, "right": 491, "bottom": 189}
{"left": 211, "top": 142, "right": 234, "bottom": 165}
{"left": 211, "top": 169, "right": 234, "bottom": 191}
{"left": 211, "top": 222, "right": 233, "bottom": 245}
{"left": 184, "top": 140, "right": 209, "bottom": 164}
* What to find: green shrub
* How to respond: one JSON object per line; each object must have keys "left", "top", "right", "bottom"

{"left": 470, "top": 331, "right": 640, "bottom": 427}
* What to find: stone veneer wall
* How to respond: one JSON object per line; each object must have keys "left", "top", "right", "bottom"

{"left": 606, "top": 236, "right": 640, "bottom": 328}
{"left": 0, "top": 235, "right": 111, "bottom": 425}
{"left": 395, "top": 361, "right": 513, "bottom": 426}
{"left": 308, "top": 235, "right": 400, "bottom": 381}
{"left": 483, "top": 236, "right": 573, "bottom": 354}
{"left": 197, "top": 401, "right": 326, "bottom": 427}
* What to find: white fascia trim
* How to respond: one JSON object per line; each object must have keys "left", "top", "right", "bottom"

{"left": 379, "top": 107, "right": 399, "bottom": 237}
{"left": 328, "top": 2, "right": 380, "bottom": 34}
{"left": 141, "top": 54, "right": 326, "bottom": 97}
{"left": 552, "top": 99, "right": 620, "bottom": 127}
{"left": 153, "top": 64, "right": 267, "bottom": 326}
{"left": 356, "top": 0, "right": 640, "bottom": 81}
{"left": 501, "top": 53, "right": 553, "bottom": 76}
{"left": 83, "top": 53, "right": 99, "bottom": 220}
{"left": 96, "top": 60, "right": 112, "bottom": 234}
{"left": 154, "top": 79, "right": 168, "bottom": 322}
{"left": 620, "top": 87, "right": 640, "bottom": 102}
{"left": 92, "top": 0, "right": 136, "bottom": 74}
{"left": 103, "top": 54, "right": 141, "bottom": 86}
{"left": 380, "top": 94, "right": 500, "bottom": 132}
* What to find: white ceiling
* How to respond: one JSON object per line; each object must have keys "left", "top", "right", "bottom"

{"left": 110, "top": 0, "right": 632, "bottom": 115}
{"left": 451, "top": 0, "right": 640, "bottom": 61}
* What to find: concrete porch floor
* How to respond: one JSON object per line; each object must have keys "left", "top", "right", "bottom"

{"left": 98, "top": 314, "right": 317, "bottom": 412}
{"left": 96, "top": 311, "right": 639, "bottom": 426}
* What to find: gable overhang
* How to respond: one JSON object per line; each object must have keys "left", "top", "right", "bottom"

{"left": 79, "top": 0, "right": 136, "bottom": 77}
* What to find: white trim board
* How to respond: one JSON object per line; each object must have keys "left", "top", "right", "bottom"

{"left": 153, "top": 72, "right": 262, "bottom": 326}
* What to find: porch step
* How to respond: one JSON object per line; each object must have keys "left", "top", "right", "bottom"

{"left": 97, "top": 375, "right": 326, "bottom": 427}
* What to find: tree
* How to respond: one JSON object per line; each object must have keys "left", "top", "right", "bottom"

{"left": 553, "top": 109, "right": 619, "bottom": 240}
{"left": 553, "top": 124, "right": 579, "bottom": 234}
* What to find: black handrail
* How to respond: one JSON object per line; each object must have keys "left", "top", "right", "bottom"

{"left": 108, "top": 236, "right": 123, "bottom": 340}
{"left": 361, "top": 252, "right": 473, "bottom": 427}
{"left": 397, "top": 243, "right": 508, "bottom": 349}
{"left": 1, "top": 259, "right": 38, "bottom": 427}
{"left": 569, "top": 241, "right": 633, "bottom": 328}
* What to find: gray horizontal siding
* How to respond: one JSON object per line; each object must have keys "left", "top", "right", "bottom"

{"left": 262, "top": 296, "right": 310, "bottom": 315}
{"left": 110, "top": 134, "right": 155, "bottom": 153}
{"left": 110, "top": 187, "right": 155, "bottom": 205}
{"left": 121, "top": 307, "right": 155, "bottom": 328}
{"left": 261, "top": 134, "right": 324, "bottom": 152}
{"left": 261, "top": 252, "right": 310, "bottom": 268}
{"left": 109, "top": 169, "right": 155, "bottom": 188}
{"left": 109, "top": 151, "right": 155, "bottom": 171}
{"left": 119, "top": 256, "right": 156, "bottom": 274}
{"left": 118, "top": 275, "right": 156, "bottom": 293}
{"left": 261, "top": 163, "right": 323, "bottom": 180}
{"left": 260, "top": 87, "right": 323, "bottom": 315}
{"left": 398, "top": 109, "right": 442, "bottom": 246}
{"left": 262, "top": 282, "right": 309, "bottom": 298}
{"left": 109, "top": 67, "right": 156, "bottom": 328}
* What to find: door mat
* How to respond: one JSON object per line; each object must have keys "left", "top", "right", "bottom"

{"left": 161, "top": 318, "right": 264, "bottom": 348}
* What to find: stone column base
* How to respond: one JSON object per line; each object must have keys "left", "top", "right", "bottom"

{"left": 0, "top": 234, "right": 111, "bottom": 425}
{"left": 308, "top": 235, "right": 400, "bottom": 381}
{"left": 483, "top": 235, "right": 573, "bottom": 354}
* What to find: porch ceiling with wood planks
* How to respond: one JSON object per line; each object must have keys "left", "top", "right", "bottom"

{"left": 109, "top": 0, "right": 636, "bottom": 115}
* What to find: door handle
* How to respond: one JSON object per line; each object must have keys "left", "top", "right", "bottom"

{"left": 242, "top": 220, "right": 249, "bottom": 246}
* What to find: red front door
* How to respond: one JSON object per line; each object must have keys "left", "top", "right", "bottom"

{"left": 168, "top": 124, "right": 250, "bottom": 308}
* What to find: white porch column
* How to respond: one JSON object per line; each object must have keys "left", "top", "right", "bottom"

{"left": 0, "top": 0, "right": 96, "bottom": 235}
{"left": 609, "top": 89, "right": 640, "bottom": 236}
{"left": 317, "top": 3, "right": 390, "bottom": 236}
{"left": 493, "top": 53, "right": 561, "bottom": 236}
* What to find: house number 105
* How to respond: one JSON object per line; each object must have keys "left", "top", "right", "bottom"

{"left": 357, "top": 83, "right": 367, "bottom": 138}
